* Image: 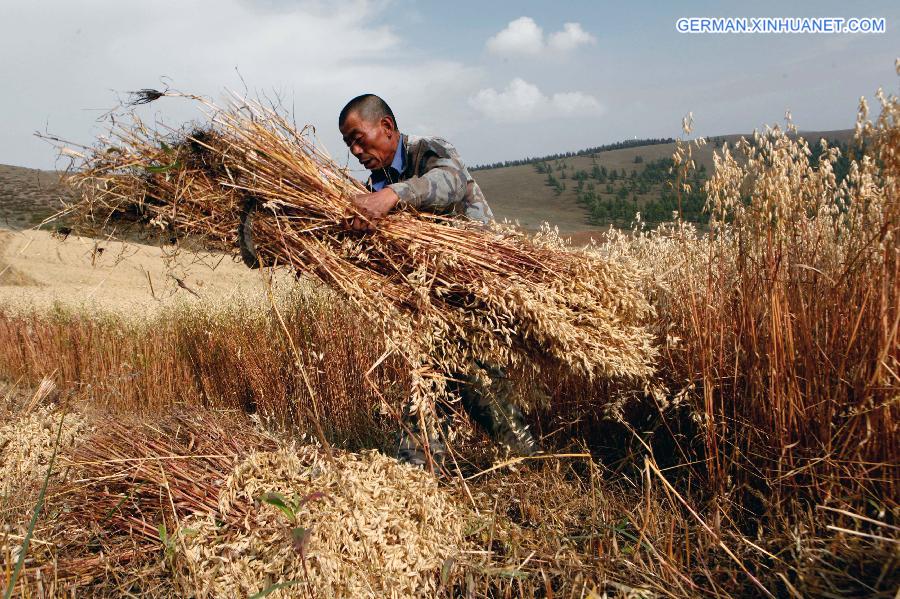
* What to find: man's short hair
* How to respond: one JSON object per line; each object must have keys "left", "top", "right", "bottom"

{"left": 338, "top": 94, "right": 398, "bottom": 131}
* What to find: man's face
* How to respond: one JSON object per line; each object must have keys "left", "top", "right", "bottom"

{"left": 340, "top": 111, "right": 397, "bottom": 171}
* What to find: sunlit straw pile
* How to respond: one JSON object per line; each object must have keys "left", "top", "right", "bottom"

{"left": 11, "top": 411, "right": 469, "bottom": 596}
{"left": 177, "top": 447, "right": 471, "bottom": 598}
{"left": 63, "top": 91, "right": 656, "bottom": 411}
{"left": 0, "top": 381, "right": 88, "bottom": 501}
{"left": 11, "top": 411, "right": 283, "bottom": 590}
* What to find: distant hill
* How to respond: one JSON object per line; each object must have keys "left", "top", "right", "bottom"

{"left": 1, "top": 128, "right": 855, "bottom": 238}
{"left": 0, "top": 164, "right": 70, "bottom": 230}
{"left": 473, "top": 129, "right": 855, "bottom": 233}
{"left": 470, "top": 137, "right": 676, "bottom": 171}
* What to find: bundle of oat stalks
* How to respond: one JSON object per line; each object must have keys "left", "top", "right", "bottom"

{"left": 2, "top": 405, "right": 468, "bottom": 597}
{"left": 65, "top": 91, "right": 656, "bottom": 395}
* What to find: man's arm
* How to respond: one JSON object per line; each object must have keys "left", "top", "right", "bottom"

{"left": 346, "top": 139, "right": 470, "bottom": 230}
{"left": 388, "top": 154, "right": 468, "bottom": 212}
{"left": 346, "top": 155, "right": 467, "bottom": 230}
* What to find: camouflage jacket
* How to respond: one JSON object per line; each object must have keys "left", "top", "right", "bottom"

{"left": 366, "top": 134, "right": 494, "bottom": 224}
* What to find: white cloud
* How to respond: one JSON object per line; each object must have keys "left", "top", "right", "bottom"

{"left": 0, "top": 0, "right": 486, "bottom": 171}
{"left": 548, "top": 23, "right": 596, "bottom": 52}
{"left": 551, "top": 91, "right": 603, "bottom": 114}
{"left": 469, "top": 79, "right": 545, "bottom": 121}
{"left": 469, "top": 78, "right": 603, "bottom": 122}
{"left": 486, "top": 17, "right": 595, "bottom": 57}
{"left": 485, "top": 17, "right": 545, "bottom": 56}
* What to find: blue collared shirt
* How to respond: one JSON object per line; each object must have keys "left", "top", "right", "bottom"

{"left": 370, "top": 134, "right": 406, "bottom": 191}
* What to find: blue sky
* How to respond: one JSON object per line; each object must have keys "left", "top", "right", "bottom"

{"left": 1, "top": 0, "right": 897, "bottom": 172}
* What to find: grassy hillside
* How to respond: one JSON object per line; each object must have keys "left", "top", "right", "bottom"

{"left": 474, "top": 129, "right": 854, "bottom": 233}
{"left": 0, "top": 164, "right": 70, "bottom": 230}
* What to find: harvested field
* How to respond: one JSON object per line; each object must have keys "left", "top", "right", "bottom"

{"left": 0, "top": 231, "right": 42, "bottom": 286}
{"left": 0, "top": 228, "right": 279, "bottom": 314}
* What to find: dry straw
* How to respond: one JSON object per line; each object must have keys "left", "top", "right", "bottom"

{"left": 179, "top": 447, "right": 470, "bottom": 598}
{"left": 63, "top": 91, "right": 657, "bottom": 418}
{"left": 3, "top": 408, "right": 470, "bottom": 597}
{"left": 600, "top": 85, "right": 899, "bottom": 508}
{"left": 0, "top": 406, "right": 87, "bottom": 500}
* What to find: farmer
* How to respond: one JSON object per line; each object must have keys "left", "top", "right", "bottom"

{"left": 338, "top": 93, "right": 540, "bottom": 468}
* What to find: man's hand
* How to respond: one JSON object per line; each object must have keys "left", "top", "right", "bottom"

{"left": 347, "top": 187, "right": 400, "bottom": 231}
